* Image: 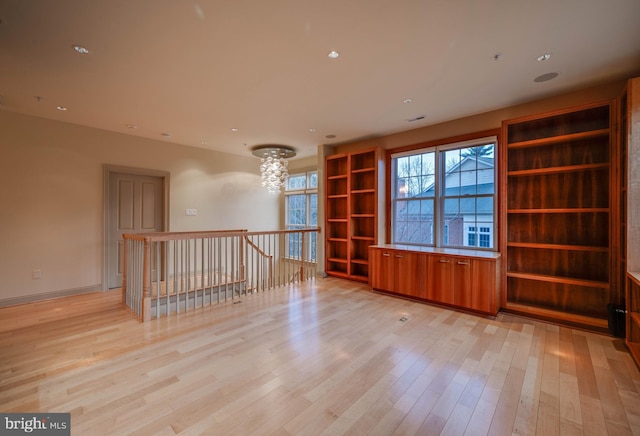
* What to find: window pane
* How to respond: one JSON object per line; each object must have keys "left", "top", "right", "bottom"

{"left": 468, "top": 233, "right": 477, "bottom": 247}
{"left": 287, "top": 174, "right": 306, "bottom": 190}
{"left": 288, "top": 232, "right": 301, "bottom": 258}
{"left": 309, "top": 232, "right": 317, "bottom": 261}
{"left": 308, "top": 171, "right": 318, "bottom": 189}
{"left": 395, "top": 199, "right": 409, "bottom": 222}
{"left": 442, "top": 197, "right": 461, "bottom": 247}
{"left": 286, "top": 194, "right": 306, "bottom": 225}
{"left": 309, "top": 194, "right": 318, "bottom": 226}
{"left": 394, "top": 198, "right": 433, "bottom": 244}
{"left": 479, "top": 233, "right": 491, "bottom": 248}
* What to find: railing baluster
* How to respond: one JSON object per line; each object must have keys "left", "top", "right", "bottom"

{"left": 164, "top": 240, "right": 169, "bottom": 317}
{"left": 200, "top": 238, "right": 204, "bottom": 310}
{"left": 174, "top": 239, "right": 178, "bottom": 316}
{"left": 286, "top": 232, "right": 290, "bottom": 284}
{"left": 232, "top": 236, "right": 236, "bottom": 297}
{"left": 216, "top": 236, "right": 221, "bottom": 303}
{"left": 209, "top": 237, "right": 213, "bottom": 305}
{"left": 155, "top": 241, "right": 159, "bottom": 319}
{"left": 250, "top": 235, "right": 255, "bottom": 293}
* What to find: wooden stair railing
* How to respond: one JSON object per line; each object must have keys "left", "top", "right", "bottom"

{"left": 122, "top": 228, "right": 320, "bottom": 321}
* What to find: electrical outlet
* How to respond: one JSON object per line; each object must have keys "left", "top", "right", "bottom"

{"left": 32, "top": 270, "right": 42, "bottom": 279}
{"left": 185, "top": 209, "right": 197, "bottom": 216}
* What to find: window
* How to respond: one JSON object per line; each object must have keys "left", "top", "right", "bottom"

{"left": 468, "top": 227, "right": 477, "bottom": 247}
{"left": 391, "top": 136, "right": 497, "bottom": 250}
{"left": 285, "top": 171, "right": 317, "bottom": 260}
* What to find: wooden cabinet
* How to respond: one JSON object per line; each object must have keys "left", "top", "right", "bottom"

{"left": 432, "top": 255, "right": 496, "bottom": 312}
{"left": 502, "top": 101, "right": 618, "bottom": 330}
{"left": 471, "top": 258, "right": 498, "bottom": 313}
{"left": 370, "top": 245, "right": 500, "bottom": 316}
{"left": 431, "top": 256, "right": 456, "bottom": 305}
{"left": 325, "top": 148, "right": 379, "bottom": 282}
{"left": 369, "top": 248, "right": 395, "bottom": 293}
{"left": 370, "top": 248, "right": 426, "bottom": 298}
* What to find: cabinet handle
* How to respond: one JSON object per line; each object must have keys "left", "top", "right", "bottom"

{"left": 439, "top": 259, "right": 450, "bottom": 263}
{"left": 382, "top": 253, "right": 391, "bottom": 257}
{"left": 395, "top": 255, "right": 404, "bottom": 258}
{"left": 457, "top": 261, "right": 469, "bottom": 266}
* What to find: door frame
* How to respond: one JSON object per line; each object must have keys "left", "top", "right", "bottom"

{"left": 102, "top": 164, "right": 170, "bottom": 290}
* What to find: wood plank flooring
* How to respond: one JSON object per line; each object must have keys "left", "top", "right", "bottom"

{"left": 1, "top": 277, "right": 639, "bottom": 435}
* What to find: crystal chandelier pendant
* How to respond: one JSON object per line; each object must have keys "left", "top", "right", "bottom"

{"left": 251, "top": 145, "right": 296, "bottom": 193}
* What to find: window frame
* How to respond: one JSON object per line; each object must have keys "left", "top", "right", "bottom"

{"left": 389, "top": 133, "right": 498, "bottom": 251}
{"left": 284, "top": 170, "right": 318, "bottom": 260}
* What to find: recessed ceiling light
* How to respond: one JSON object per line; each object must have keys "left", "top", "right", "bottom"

{"left": 56, "top": 106, "right": 67, "bottom": 111}
{"left": 126, "top": 124, "right": 138, "bottom": 129}
{"left": 201, "top": 140, "right": 208, "bottom": 145}
{"left": 309, "top": 128, "right": 317, "bottom": 132}
{"left": 327, "top": 50, "right": 340, "bottom": 59}
{"left": 403, "top": 98, "right": 412, "bottom": 104}
{"left": 72, "top": 44, "right": 90, "bottom": 54}
{"left": 534, "top": 72, "right": 559, "bottom": 83}
{"left": 231, "top": 128, "right": 238, "bottom": 132}
{"left": 325, "top": 134, "right": 336, "bottom": 139}
{"left": 537, "top": 53, "right": 552, "bottom": 62}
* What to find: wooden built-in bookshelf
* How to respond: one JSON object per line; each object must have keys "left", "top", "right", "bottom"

{"left": 502, "top": 101, "right": 619, "bottom": 330}
{"left": 624, "top": 77, "right": 640, "bottom": 368}
{"left": 325, "top": 148, "right": 379, "bottom": 282}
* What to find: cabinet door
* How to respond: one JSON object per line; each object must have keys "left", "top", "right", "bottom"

{"left": 396, "top": 252, "right": 428, "bottom": 298}
{"left": 369, "top": 249, "right": 394, "bottom": 292}
{"left": 432, "top": 256, "right": 455, "bottom": 304}
{"left": 453, "top": 258, "right": 472, "bottom": 307}
{"left": 470, "top": 259, "right": 496, "bottom": 313}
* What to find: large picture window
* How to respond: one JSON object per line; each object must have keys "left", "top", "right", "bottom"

{"left": 285, "top": 171, "right": 317, "bottom": 260}
{"left": 391, "top": 136, "right": 497, "bottom": 250}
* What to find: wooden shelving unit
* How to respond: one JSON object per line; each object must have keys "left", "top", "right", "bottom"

{"left": 502, "top": 102, "right": 618, "bottom": 329}
{"left": 325, "top": 148, "right": 379, "bottom": 282}
{"left": 627, "top": 273, "right": 640, "bottom": 365}
{"left": 326, "top": 153, "right": 349, "bottom": 277}
{"left": 624, "top": 77, "right": 640, "bottom": 368}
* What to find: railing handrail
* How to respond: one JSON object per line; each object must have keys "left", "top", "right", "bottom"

{"left": 244, "top": 236, "right": 273, "bottom": 259}
{"left": 122, "top": 227, "right": 320, "bottom": 243}
{"left": 122, "top": 229, "right": 248, "bottom": 242}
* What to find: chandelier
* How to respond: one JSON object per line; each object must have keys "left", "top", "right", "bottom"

{"left": 251, "top": 145, "right": 297, "bottom": 194}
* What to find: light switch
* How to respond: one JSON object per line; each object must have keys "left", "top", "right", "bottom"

{"left": 185, "top": 209, "right": 197, "bottom": 216}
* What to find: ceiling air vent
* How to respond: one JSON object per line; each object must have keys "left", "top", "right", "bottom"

{"left": 406, "top": 115, "right": 425, "bottom": 122}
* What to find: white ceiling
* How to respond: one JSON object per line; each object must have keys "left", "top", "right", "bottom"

{"left": 1, "top": 0, "right": 639, "bottom": 160}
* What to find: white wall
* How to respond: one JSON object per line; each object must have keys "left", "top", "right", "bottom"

{"left": 0, "top": 111, "right": 280, "bottom": 302}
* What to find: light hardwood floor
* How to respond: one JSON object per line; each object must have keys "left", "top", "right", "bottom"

{"left": 1, "top": 277, "right": 639, "bottom": 435}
